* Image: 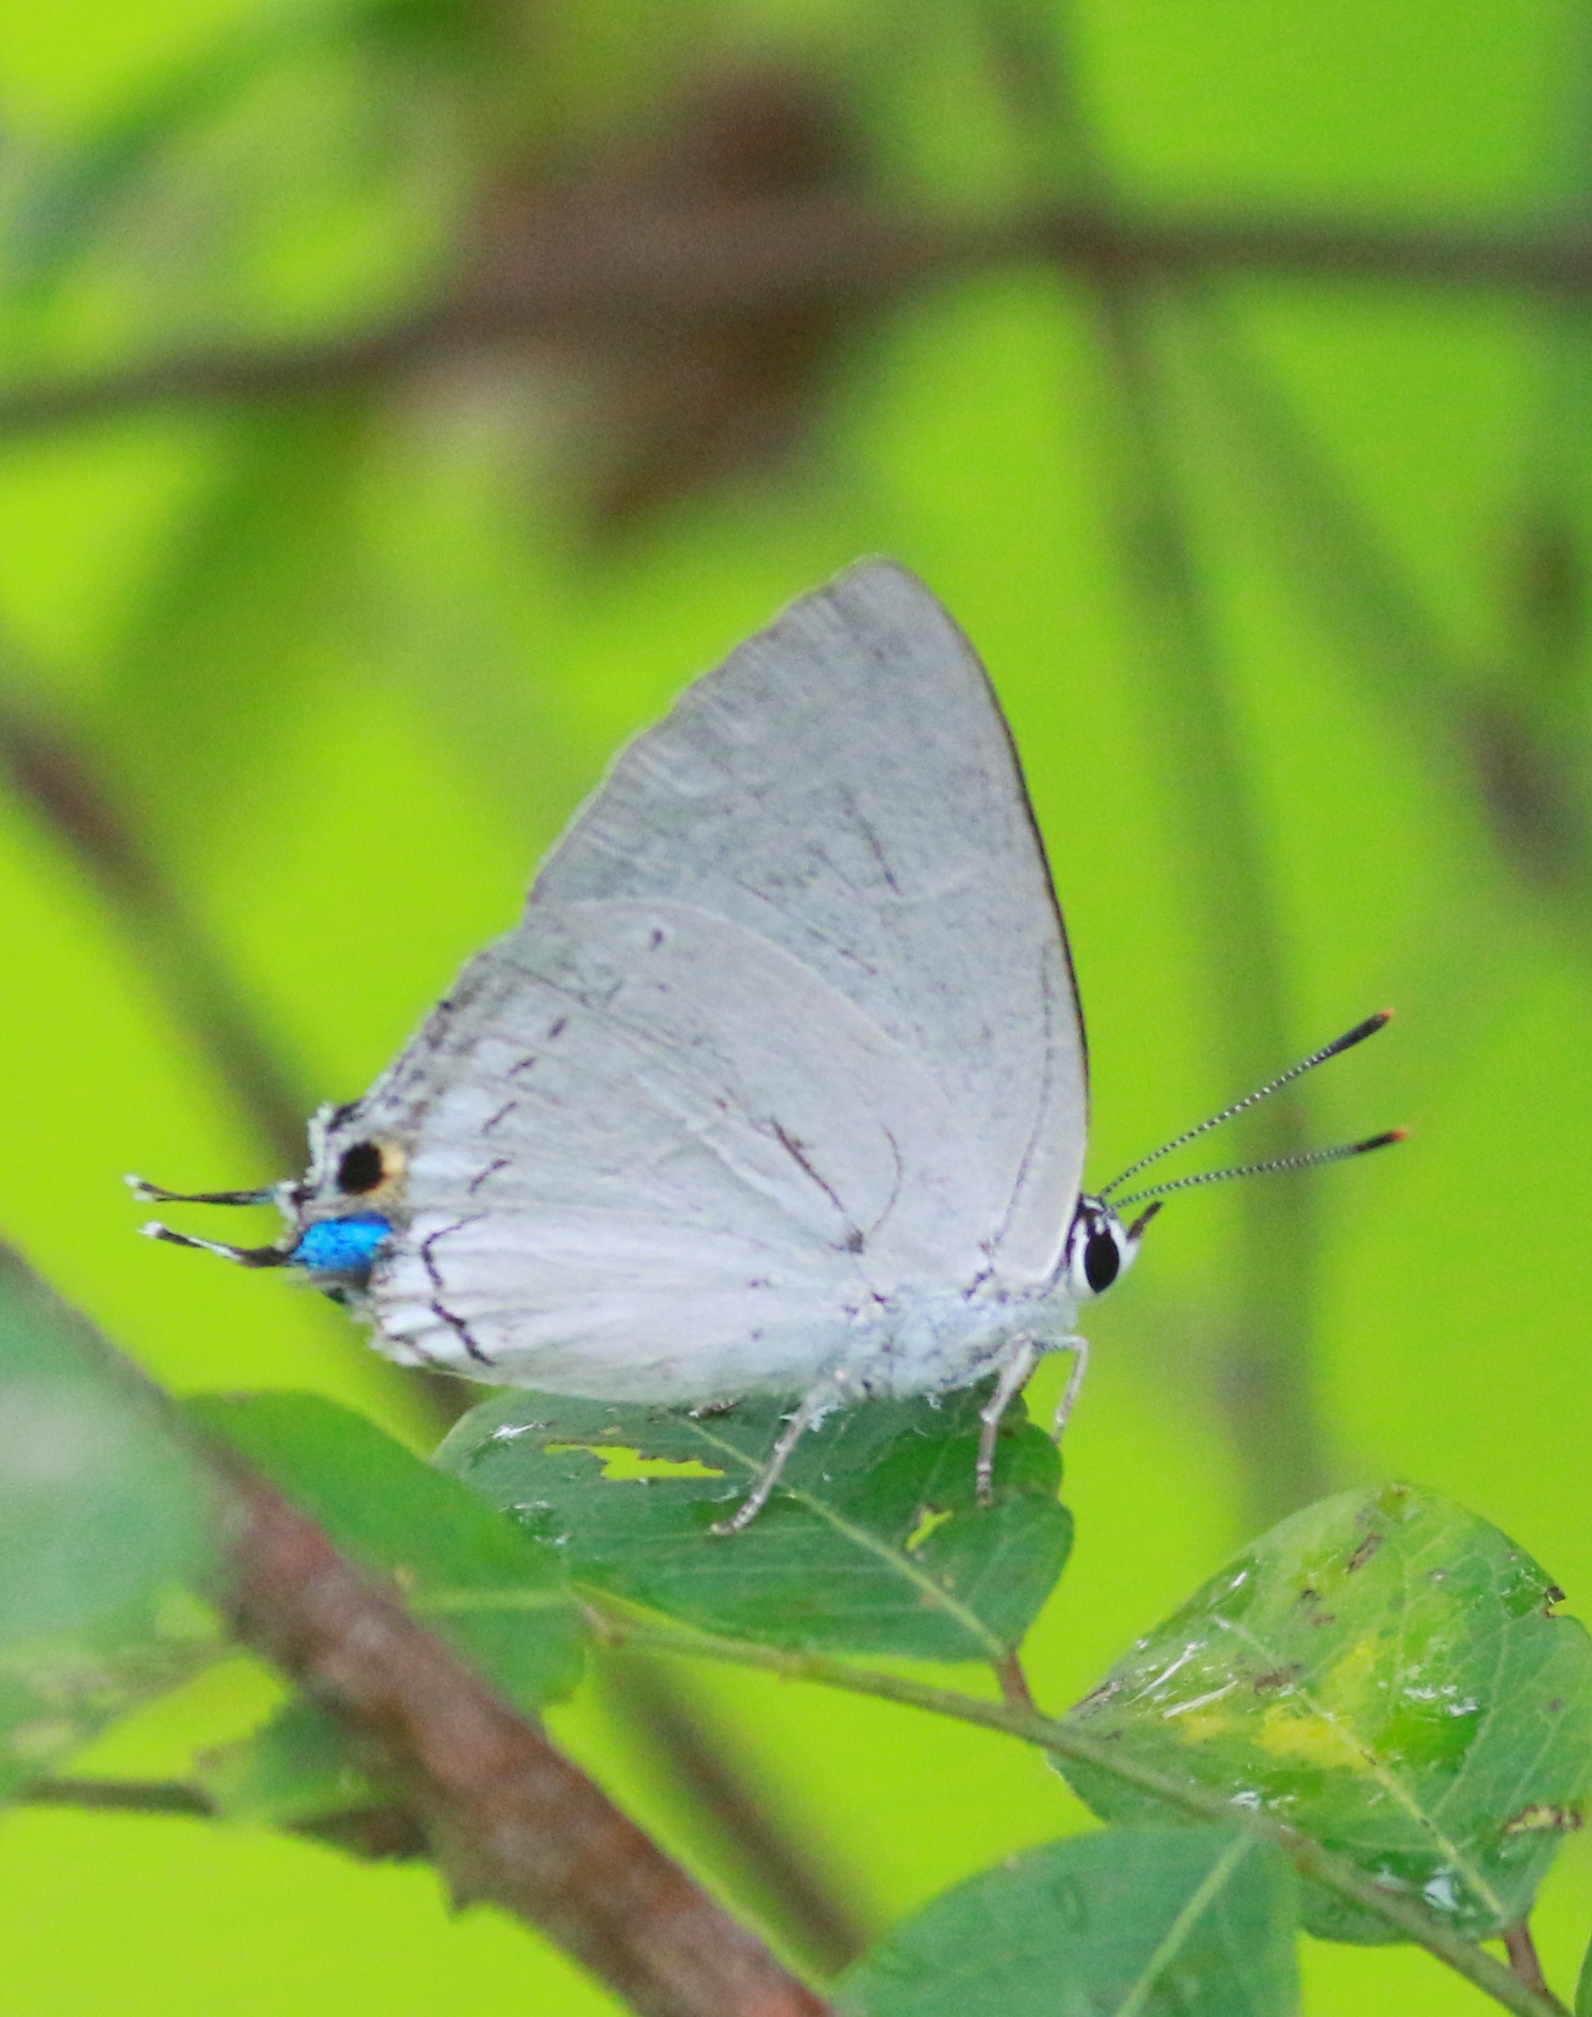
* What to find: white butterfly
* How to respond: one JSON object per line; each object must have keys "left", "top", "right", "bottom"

{"left": 135, "top": 561, "right": 1396, "bottom": 1530}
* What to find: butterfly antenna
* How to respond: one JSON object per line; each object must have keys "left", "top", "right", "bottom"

{"left": 1099, "top": 1011, "right": 1394, "bottom": 1199}
{"left": 126, "top": 1175, "right": 277, "bottom": 1207}
{"left": 1109, "top": 1130, "right": 1406, "bottom": 1210}
{"left": 138, "top": 1222, "right": 289, "bottom": 1267}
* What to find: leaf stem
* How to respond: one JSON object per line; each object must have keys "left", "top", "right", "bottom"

{"left": 993, "top": 1650, "right": 1037, "bottom": 1713}
{"left": 1503, "top": 1925, "right": 1568, "bottom": 2014}
{"left": 596, "top": 1609, "right": 1568, "bottom": 2017}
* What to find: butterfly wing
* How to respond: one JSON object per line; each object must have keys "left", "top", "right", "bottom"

{"left": 348, "top": 562, "right": 1087, "bottom": 1390}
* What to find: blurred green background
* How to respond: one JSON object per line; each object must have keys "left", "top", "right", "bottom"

{"left": 0, "top": 0, "right": 1587, "bottom": 2010}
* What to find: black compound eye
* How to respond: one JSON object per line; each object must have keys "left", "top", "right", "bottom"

{"left": 1083, "top": 1228, "right": 1121, "bottom": 1294}
{"left": 336, "top": 1140, "right": 387, "bottom": 1195}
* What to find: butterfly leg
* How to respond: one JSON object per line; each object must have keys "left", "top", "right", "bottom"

{"left": 1050, "top": 1335, "right": 1090, "bottom": 1442}
{"left": 711, "top": 1379, "right": 840, "bottom": 1537}
{"left": 976, "top": 1338, "right": 1039, "bottom": 1507}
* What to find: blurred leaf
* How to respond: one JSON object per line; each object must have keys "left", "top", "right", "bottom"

{"left": 437, "top": 1382, "right": 1070, "bottom": 1663}
{"left": 4, "top": 0, "right": 493, "bottom": 297}
{"left": 835, "top": 1825, "right": 1298, "bottom": 2017}
{"left": 100, "top": 402, "right": 374, "bottom": 852}
{"left": 1578, "top": 1924, "right": 1592, "bottom": 2017}
{"left": 0, "top": 1249, "right": 219, "bottom": 1800}
{"left": 199, "top": 1692, "right": 385, "bottom": 1826}
{"left": 187, "top": 1391, "right": 585, "bottom": 1711}
{"left": 1060, "top": 1483, "right": 1592, "bottom": 1943}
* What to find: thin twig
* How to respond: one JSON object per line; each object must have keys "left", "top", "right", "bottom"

{"left": 1173, "top": 293, "right": 1592, "bottom": 937}
{"left": 7, "top": 199, "right": 1592, "bottom": 440}
{"left": 24, "top": 1776, "right": 216, "bottom": 1818}
{"left": 1085, "top": 286, "right": 1330, "bottom": 1525}
{"left": 597, "top": 1611, "right": 1569, "bottom": 2017}
{"left": 21, "top": 1775, "right": 430, "bottom": 1859}
{"left": 598, "top": 1652, "right": 873, "bottom": 1976}
{"left": 0, "top": 695, "right": 309, "bottom": 1167}
{"left": 984, "top": 5, "right": 1331, "bottom": 1525}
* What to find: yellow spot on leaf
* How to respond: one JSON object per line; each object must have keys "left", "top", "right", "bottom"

{"left": 545, "top": 1442, "right": 724, "bottom": 1482}
{"left": 1257, "top": 1700, "right": 1369, "bottom": 1770}
{"left": 905, "top": 1506, "right": 954, "bottom": 1552}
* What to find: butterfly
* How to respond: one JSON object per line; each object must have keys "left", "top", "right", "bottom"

{"left": 134, "top": 561, "right": 1397, "bottom": 1531}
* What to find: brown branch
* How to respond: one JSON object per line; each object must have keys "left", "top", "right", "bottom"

{"left": 0, "top": 695, "right": 872, "bottom": 1970}
{"left": 218, "top": 1455, "right": 832, "bottom": 2017}
{"left": 5, "top": 198, "right": 1592, "bottom": 439}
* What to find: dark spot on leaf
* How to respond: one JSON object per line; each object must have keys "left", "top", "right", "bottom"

{"left": 1547, "top": 1698, "right": 1565, "bottom": 1714}
{"left": 1346, "top": 1532, "right": 1384, "bottom": 1573}
{"left": 1253, "top": 1669, "right": 1298, "bottom": 1694}
{"left": 1546, "top": 1584, "right": 1566, "bottom": 1607}
{"left": 1297, "top": 1587, "right": 1318, "bottom": 1604}
{"left": 1504, "top": 1804, "right": 1581, "bottom": 1835}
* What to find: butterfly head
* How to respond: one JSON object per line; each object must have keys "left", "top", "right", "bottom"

{"left": 1062, "top": 1194, "right": 1159, "bottom": 1302}
{"left": 128, "top": 1107, "right": 409, "bottom": 1292}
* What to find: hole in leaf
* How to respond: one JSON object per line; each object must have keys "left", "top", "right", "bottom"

{"left": 544, "top": 1441, "right": 725, "bottom": 1482}
{"left": 905, "top": 1505, "right": 955, "bottom": 1552}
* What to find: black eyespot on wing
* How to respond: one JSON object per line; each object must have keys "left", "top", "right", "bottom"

{"left": 336, "top": 1141, "right": 386, "bottom": 1195}
{"left": 1084, "top": 1229, "right": 1121, "bottom": 1293}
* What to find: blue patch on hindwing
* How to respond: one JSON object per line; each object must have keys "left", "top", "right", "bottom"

{"left": 292, "top": 1213, "right": 393, "bottom": 1281}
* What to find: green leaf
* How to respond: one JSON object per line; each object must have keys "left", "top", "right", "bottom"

{"left": 199, "top": 1694, "right": 386, "bottom": 1827}
{"left": 5, "top": 0, "right": 480, "bottom": 294}
{"left": 1060, "top": 1483, "right": 1592, "bottom": 1943}
{"left": 836, "top": 1826, "right": 1298, "bottom": 2017}
{"left": 436, "top": 1383, "right": 1070, "bottom": 1663}
{"left": 1577, "top": 1925, "right": 1592, "bottom": 2017}
{"left": 186, "top": 1392, "right": 584, "bottom": 1712}
{"left": 0, "top": 1251, "right": 219, "bottom": 1799}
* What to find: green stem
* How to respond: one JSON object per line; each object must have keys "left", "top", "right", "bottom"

{"left": 593, "top": 1608, "right": 1567, "bottom": 2017}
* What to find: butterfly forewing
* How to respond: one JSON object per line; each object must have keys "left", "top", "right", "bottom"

{"left": 531, "top": 561, "right": 1086, "bottom": 1271}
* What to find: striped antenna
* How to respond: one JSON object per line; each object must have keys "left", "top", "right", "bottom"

{"left": 1109, "top": 1130, "right": 1406, "bottom": 1211}
{"left": 1100, "top": 1011, "right": 1393, "bottom": 1199}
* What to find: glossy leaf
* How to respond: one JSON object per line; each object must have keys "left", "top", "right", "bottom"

{"left": 187, "top": 1392, "right": 584, "bottom": 1711}
{"left": 837, "top": 1825, "right": 1298, "bottom": 2017}
{"left": 0, "top": 1251, "right": 219, "bottom": 1800}
{"left": 438, "top": 1382, "right": 1070, "bottom": 1663}
{"left": 1060, "top": 1483, "right": 1592, "bottom": 1942}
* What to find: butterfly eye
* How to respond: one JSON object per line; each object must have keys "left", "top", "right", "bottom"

{"left": 1083, "top": 1228, "right": 1121, "bottom": 1293}
{"left": 1065, "top": 1199, "right": 1135, "bottom": 1301}
{"left": 336, "top": 1141, "right": 388, "bottom": 1194}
